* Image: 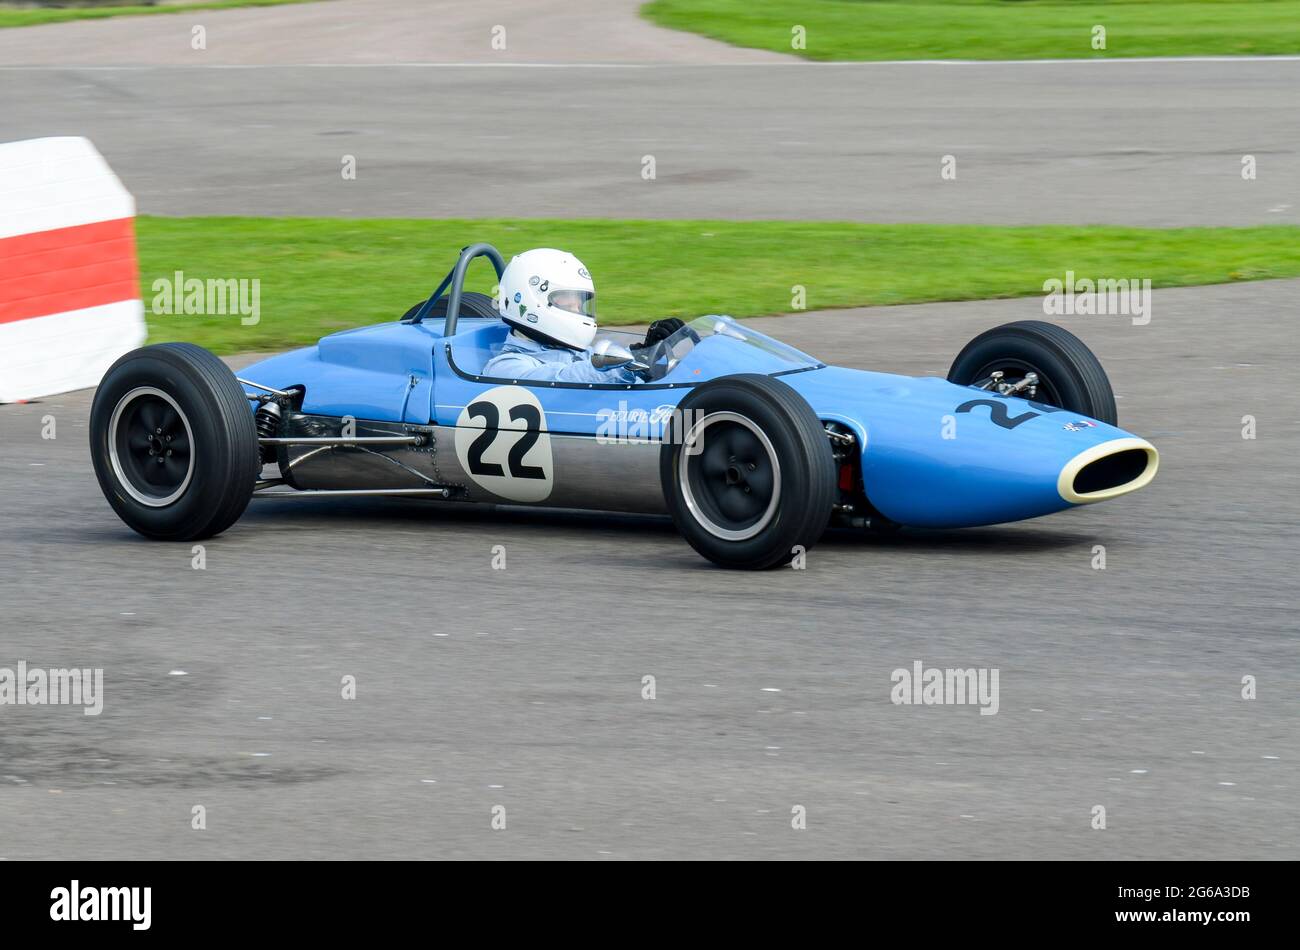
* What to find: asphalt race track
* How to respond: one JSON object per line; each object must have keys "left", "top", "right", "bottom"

{"left": 1, "top": 1, "right": 1297, "bottom": 861}
{"left": 2, "top": 59, "right": 1299, "bottom": 226}
{"left": 1, "top": 281, "right": 1295, "bottom": 859}
{"left": 0, "top": 0, "right": 789, "bottom": 67}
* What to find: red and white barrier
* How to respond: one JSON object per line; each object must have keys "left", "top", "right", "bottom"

{"left": 0, "top": 136, "right": 146, "bottom": 403}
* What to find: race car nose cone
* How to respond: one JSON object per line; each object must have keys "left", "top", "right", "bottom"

{"left": 1057, "top": 437, "right": 1159, "bottom": 505}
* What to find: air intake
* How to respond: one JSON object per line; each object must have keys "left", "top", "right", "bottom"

{"left": 1058, "top": 438, "right": 1159, "bottom": 504}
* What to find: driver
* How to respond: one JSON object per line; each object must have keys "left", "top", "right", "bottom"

{"left": 483, "top": 247, "right": 684, "bottom": 383}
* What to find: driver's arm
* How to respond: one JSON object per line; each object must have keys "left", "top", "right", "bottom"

{"left": 485, "top": 350, "right": 637, "bottom": 385}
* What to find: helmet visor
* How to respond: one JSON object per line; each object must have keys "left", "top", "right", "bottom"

{"left": 549, "top": 289, "right": 596, "bottom": 319}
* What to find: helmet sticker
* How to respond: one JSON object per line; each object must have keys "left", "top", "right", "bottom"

{"left": 513, "top": 292, "right": 521, "bottom": 303}
{"left": 577, "top": 267, "right": 590, "bottom": 279}
{"left": 518, "top": 303, "right": 526, "bottom": 316}
{"left": 526, "top": 313, "right": 538, "bottom": 323}
{"left": 528, "top": 275, "right": 540, "bottom": 287}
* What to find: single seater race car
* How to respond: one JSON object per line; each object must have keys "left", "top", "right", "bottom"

{"left": 89, "top": 243, "right": 1158, "bottom": 569}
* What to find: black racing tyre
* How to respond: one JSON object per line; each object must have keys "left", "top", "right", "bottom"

{"left": 660, "top": 374, "right": 837, "bottom": 570}
{"left": 946, "top": 320, "right": 1117, "bottom": 425}
{"left": 90, "top": 343, "right": 259, "bottom": 541}
{"left": 401, "top": 292, "right": 499, "bottom": 322}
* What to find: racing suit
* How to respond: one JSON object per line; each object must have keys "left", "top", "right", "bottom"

{"left": 482, "top": 332, "right": 638, "bottom": 384}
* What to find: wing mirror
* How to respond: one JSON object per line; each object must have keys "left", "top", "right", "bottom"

{"left": 591, "top": 339, "right": 648, "bottom": 371}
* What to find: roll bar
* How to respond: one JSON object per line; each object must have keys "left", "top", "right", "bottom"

{"left": 404, "top": 242, "right": 507, "bottom": 336}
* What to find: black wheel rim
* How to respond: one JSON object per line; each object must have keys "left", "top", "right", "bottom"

{"left": 108, "top": 387, "right": 194, "bottom": 506}
{"left": 680, "top": 412, "right": 780, "bottom": 541}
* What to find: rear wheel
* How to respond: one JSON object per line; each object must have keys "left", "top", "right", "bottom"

{"left": 661, "top": 374, "right": 836, "bottom": 569}
{"left": 401, "top": 292, "right": 499, "bottom": 322}
{"left": 90, "top": 343, "right": 259, "bottom": 540}
{"left": 947, "top": 320, "right": 1117, "bottom": 425}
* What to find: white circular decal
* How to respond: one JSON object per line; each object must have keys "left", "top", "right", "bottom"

{"left": 454, "top": 386, "right": 554, "bottom": 502}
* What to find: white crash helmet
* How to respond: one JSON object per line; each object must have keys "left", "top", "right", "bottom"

{"left": 498, "top": 248, "right": 597, "bottom": 350}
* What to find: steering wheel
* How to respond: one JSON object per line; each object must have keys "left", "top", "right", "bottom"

{"left": 631, "top": 341, "right": 675, "bottom": 381}
{"left": 633, "top": 325, "right": 700, "bottom": 381}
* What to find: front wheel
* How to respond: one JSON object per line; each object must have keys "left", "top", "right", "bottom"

{"left": 90, "top": 343, "right": 259, "bottom": 540}
{"left": 660, "top": 374, "right": 836, "bottom": 569}
{"left": 947, "top": 320, "right": 1117, "bottom": 425}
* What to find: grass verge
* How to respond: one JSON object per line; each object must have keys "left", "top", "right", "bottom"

{"left": 641, "top": 0, "right": 1300, "bottom": 61}
{"left": 136, "top": 215, "right": 1300, "bottom": 353}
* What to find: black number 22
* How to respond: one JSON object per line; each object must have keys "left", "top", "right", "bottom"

{"left": 466, "top": 401, "right": 547, "bottom": 479}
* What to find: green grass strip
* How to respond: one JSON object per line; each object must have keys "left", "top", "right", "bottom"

{"left": 136, "top": 215, "right": 1300, "bottom": 353}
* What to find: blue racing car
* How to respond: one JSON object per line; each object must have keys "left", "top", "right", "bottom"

{"left": 89, "top": 243, "right": 1158, "bottom": 569}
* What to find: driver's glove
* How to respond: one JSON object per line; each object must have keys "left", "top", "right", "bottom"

{"left": 643, "top": 318, "right": 686, "bottom": 347}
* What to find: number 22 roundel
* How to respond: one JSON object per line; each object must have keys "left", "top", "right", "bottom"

{"left": 454, "top": 386, "right": 554, "bottom": 502}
